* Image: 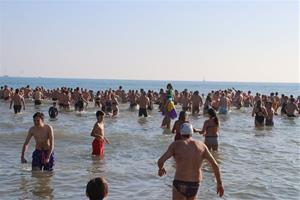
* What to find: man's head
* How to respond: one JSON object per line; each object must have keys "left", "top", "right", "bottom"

{"left": 86, "top": 177, "right": 108, "bottom": 200}
{"left": 33, "top": 112, "right": 44, "bottom": 126}
{"left": 180, "top": 123, "right": 193, "bottom": 138}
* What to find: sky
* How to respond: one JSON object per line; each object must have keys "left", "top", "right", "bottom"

{"left": 0, "top": 0, "right": 299, "bottom": 83}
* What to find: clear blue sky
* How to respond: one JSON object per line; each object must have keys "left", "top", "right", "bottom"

{"left": 0, "top": 0, "right": 299, "bottom": 83}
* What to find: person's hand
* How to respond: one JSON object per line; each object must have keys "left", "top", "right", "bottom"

{"left": 217, "top": 182, "right": 224, "bottom": 197}
{"left": 158, "top": 167, "right": 166, "bottom": 177}
{"left": 21, "top": 157, "right": 27, "bottom": 163}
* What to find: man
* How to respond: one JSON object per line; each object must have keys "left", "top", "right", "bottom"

{"left": 21, "top": 112, "right": 55, "bottom": 171}
{"left": 157, "top": 123, "right": 224, "bottom": 200}
{"left": 190, "top": 91, "right": 203, "bottom": 115}
{"left": 137, "top": 91, "right": 150, "bottom": 117}
{"left": 33, "top": 87, "right": 43, "bottom": 106}
{"left": 3, "top": 85, "right": 11, "bottom": 101}
{"left": 285, "top": 97, "right": 299, "bottom": 117}
{"left": 219, "top": 92, "right": 230, "bottom": 115}
{"left": 10, "top": 88, "right": 25, "bottom": 114}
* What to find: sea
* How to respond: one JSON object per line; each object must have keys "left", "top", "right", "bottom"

{"left": 0, "top": 76, "right": 299, "bottom": 200}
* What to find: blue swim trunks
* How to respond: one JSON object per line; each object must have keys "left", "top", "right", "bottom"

{"left": 32, "top": 149, "right": 55, "bottom": 171}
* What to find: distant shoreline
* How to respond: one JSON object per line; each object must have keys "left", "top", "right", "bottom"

{"left": 1, "top": 76, "right": 299, "bottom": 85}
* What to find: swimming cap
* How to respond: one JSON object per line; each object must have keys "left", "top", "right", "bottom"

{"left": 180, "top": 123, "right": 193, "bottom": 135}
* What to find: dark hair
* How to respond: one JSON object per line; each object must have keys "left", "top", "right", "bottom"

{"left": 86, "top": 177, "right": 108, "bottom": 200}
{"left": 207, "top": 108, "right": 219, "bottom": 127}
{"left": 166, "top": 83, "right": 173, "bottom": 90}
{"left": 33, "top": 112, "right": 44, "bottom": 120}
{"left": 179, "top": 111, "right": 187, "bottom": 121}
{"left": 96, "top": 110, "right": 105, "bottom": 117}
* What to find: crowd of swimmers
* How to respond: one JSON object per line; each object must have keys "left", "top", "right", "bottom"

{"left": 1, "top": 83, "right": 299, "bottom": 199}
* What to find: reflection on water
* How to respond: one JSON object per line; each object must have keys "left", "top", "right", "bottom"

{"left": 31, "top": 172, "right": 54, "bottom": 199}
{"left": 19, "top": 172, "right": 54, "bottom": 200}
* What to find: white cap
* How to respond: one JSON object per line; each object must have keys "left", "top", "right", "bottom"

{"left": 180, "top": 123, "right": 193, "bottom": 136}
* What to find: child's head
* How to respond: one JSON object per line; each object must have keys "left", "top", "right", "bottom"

{"left": 86, "top": 177, "right": 108, "bottom": 200}
{"left": 53, "top": 102, "right": 57, "bottom": 106}
{"left": 96, "top": 110, "right": 105, "bottom": 118}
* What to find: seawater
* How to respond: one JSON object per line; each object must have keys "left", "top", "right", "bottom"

{"left": 0, "top": 77, "right": 299, "bottom": 200}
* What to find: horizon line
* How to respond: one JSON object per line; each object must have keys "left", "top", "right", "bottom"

{"left": 1, "top": 75, "right": 300, "bottom": 85}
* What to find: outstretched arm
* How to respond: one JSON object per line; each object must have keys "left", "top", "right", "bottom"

{"left": 157, "top": 143, "right": 174, "bottom": 177}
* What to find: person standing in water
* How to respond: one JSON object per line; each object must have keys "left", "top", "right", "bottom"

{"left": 48, "top": 102, "right": 58, "bottom": 119}
{"left": 91, "top": 111, "right": 110, "bottom": 157}
{"left": 10, "top": 88, "right": 26, "bottom": 114}
{"left": 21, "top": 112, "right": 55, "bottom": 171}
{"left": 158, "top": 123, "right": 224, "bottom": 200}
{"left": 194, "top": 108, "right": 220, "bottom": 151}
{"left": 252, "top": 100, "right": 267, "bottom": 127}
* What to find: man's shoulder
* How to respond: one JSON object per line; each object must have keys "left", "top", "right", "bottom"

{"left": 29, "top": 126, "right": 35, "bottom": 132}
{"left": 44, "top": 124, "right": 53, "bottom": 130}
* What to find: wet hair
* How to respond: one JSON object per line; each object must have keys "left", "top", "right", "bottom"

{"left": 86, "top": 177, "right": 108, "bottom": 200}
{"left": 178, "top": 111, "right": 187, "bottom": 121}
{"left": 96, "top": 110, "right": 105, "bottom": 117}
{"left": 207, "top": 108, "right": 219, "bottom": 127}
{"left": 33, "top": 112, "right": 44, "bottom": 121}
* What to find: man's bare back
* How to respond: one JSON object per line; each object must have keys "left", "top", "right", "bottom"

{"left": 172, "top": 139, "right": 206, "bottom": 182}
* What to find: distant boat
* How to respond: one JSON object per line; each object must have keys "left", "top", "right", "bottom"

{"left": 3, "top": 75, "right": 9, "bottom": 77}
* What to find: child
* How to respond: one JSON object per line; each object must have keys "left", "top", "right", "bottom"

{"left": 48, "top": 102, "right": 58, "bottom": 119}
{"left": 86, "top": 177, "right": 108, "bottom": 200}
{"left": 91, "top": 111, "right": 110, "bottom": 157}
